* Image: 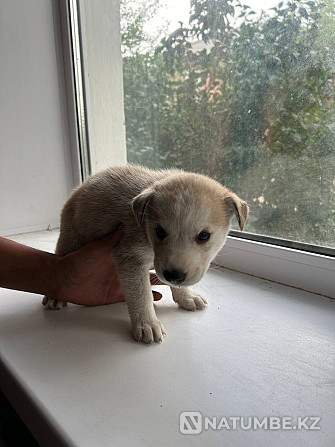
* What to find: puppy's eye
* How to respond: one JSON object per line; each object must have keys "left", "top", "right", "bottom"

{"left": 156, "top": 225, "right": 167, "bottom": 240}
{"left": 197, "top": 231, "right": 211, "bottom": 243}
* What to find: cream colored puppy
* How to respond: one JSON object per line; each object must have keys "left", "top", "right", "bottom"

{"left": 43, "top": 165, "right": 248, "bottom": 343}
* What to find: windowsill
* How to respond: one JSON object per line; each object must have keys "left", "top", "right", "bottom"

{"left": 1, "top": 230, "right": 335, "bottom": 446}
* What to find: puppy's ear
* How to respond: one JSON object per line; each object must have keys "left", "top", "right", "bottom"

{"left": 132, "top": 188, "right": 155, "bottom": 226}
{"left": 224, "top": 193, "right": 249, "bottom": 231}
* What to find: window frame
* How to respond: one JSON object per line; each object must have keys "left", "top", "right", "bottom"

{"left": 57, "top": 0, "right": 126, "bottom": 179}
{"left": 218, "top": 234, "right": 335, "bottom": 298}
{"left": 59, "top": 0, "right": 335, "bottom": 299}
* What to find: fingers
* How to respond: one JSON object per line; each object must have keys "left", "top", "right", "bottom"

{"left": 149, "top": 272, "right": 166, "bottom": 286}
{"left": 85, "top": 225, "right": 124, "bottom": 254}
{"left": 104, "top": 224, "right": 124, "bottom": 248}
{"left": 153, "top": 291, "right": 162, "bottom": 301}
{"left": 150, "top": 272, "right": 165, "bottom": 301}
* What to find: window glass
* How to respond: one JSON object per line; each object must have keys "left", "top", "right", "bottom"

{"left": 121, "top": 0, "right": 335, "bottom": 250}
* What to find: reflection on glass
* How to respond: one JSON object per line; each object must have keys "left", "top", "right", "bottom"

{"left": 121, "top": 0, "right": 335, "bottom": 249}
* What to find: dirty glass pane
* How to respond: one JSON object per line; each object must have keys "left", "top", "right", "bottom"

{"left": 121, "top": 0, "right": 335, "bottom": 250}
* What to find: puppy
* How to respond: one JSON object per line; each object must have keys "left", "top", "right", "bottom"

{"left": 43, "top": 164, "right": 248, "bottom": 343}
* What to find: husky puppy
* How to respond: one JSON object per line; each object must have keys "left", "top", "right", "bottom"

{"left": 43, "top": 165, "right": 248, "bottom": 343}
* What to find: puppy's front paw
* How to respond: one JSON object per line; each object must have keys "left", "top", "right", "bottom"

{"left": 42, "top": 296, "right": 67, "bottom": 310}
{"left": 132, "top": 318, "right": 166, "bottom": 344}
{"left": 173, "top": 290, "right": 207, "bottom": 311}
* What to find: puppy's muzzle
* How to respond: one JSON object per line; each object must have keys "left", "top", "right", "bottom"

{"left": 163, "top": 269, "right": 187, "bottom": 285}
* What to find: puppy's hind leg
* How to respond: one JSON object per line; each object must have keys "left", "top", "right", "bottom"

{"left": 42, "top": 226, "right": 84, "bottom": 310}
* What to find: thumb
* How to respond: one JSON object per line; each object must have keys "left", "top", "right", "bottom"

{"left": 87, "top": 225, "right": 124, "bottom": 254}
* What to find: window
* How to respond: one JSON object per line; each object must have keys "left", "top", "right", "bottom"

{"left": 121, "top": 0, "right": 335, "bottom": 255}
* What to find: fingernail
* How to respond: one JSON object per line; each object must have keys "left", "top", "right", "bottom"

{"left": 114, "top": 223, "right": 123, "bottom": 232}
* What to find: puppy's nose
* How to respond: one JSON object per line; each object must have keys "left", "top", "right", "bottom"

{"left": 163, "top": 269, "right": 187, "bottom": 284}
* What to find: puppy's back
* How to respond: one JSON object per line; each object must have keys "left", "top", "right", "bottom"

{"left": 61, "top": 164, "right": 179, "bottom": 242}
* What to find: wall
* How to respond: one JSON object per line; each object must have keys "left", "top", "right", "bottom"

{"left": 0, "top": 0, "right": 73, "bottom": 235}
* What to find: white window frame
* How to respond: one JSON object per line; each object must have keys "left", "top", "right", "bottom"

{"left": 59, "top": 0, "right": 335, "bottom": 299}
{"left": 57, "top": 0, "right": 127, "bottom": 179}
{"left": 216, "top": 236, "right": 334, "bottom": 298}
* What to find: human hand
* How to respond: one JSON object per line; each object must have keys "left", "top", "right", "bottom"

{"left": 55, "top": 227, "right": 163, "bottom": 306}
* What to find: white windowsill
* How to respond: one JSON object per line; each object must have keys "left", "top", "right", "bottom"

{"left": 1, "top": 230, "right": 335, "bottom": 447}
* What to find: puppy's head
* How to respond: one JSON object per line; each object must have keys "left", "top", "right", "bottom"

{"left": 132, "top": 173, "right": 248, "bottom": 287}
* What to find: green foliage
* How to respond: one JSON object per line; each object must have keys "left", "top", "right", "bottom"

{"left": 121, "top": 0, "right": 335, "bottom": 248}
